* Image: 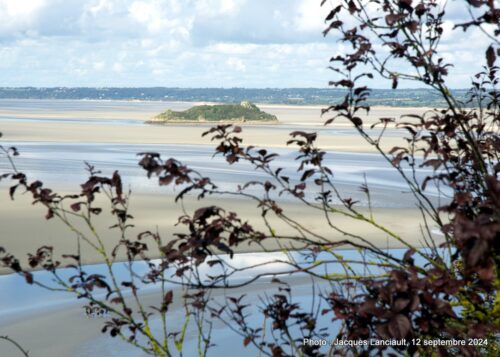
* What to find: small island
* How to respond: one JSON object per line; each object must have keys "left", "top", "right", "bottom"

{"left": 147, "top": 101, "right": 278, "bottom": 124}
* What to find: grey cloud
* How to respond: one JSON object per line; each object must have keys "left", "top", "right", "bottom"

{"left": 0, "top": 0, "right": 493, "bottom": 88}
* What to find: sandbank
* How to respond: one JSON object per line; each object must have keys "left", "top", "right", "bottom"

{"left": 0, "top": 190, "right": 441, "bottom": 275}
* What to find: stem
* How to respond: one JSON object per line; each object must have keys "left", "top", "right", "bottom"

{"left": 0, "top": 336, "right": 29, "bottom": 357}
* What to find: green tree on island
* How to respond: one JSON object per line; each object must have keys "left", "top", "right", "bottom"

{"left": 151, "top": 101, "right": 278, "bottom": 123}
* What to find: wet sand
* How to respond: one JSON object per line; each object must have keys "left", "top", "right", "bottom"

{"left": 0, "top": 99, "right": 434, "bottom": 125}
{"left": 0, "top": 190, "right": 439, "bottom": 275}
{"left": 0, "top": 100, "right": 444, "bottom": 356}
{"left": 0, "top": 100, "right": 443, "bottom": 273}
{"left": 0, "top": 101, "right": 433, "bottom": 153}
{"left": 1, "top": 119, "right": 412, "bottom": 152}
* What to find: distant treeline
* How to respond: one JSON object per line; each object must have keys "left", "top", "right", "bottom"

{"left": 0, "top": 87, "right": 471, "bottom": 107}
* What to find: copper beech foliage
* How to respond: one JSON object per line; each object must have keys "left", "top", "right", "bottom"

{"left": 1, "top": 0, "right": 500, "bottom": 356}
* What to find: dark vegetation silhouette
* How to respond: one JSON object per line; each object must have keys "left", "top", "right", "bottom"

{"left": 0, "top": 336, "right": 29, "bottom": 356}
{"left": 1, "top": 0, "right": 499, "bottom": 356}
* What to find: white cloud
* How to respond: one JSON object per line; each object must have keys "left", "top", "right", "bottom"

{"left": 93, "top": 61, "right": 105, "bottom": 70}
{"left": 195, "top": 0, "right": 241, "bottom": 16}
{"left": 294, "top": 0, "right": 329, "bottom": 32}
{"left": 0, "top": 0, "right": 47, "bottom": 36}
{"left": 208, "top": 43, "right": 258, "bottom": 55}
{"left": 0, "top": 0, "right": 493, "bottom": 88}
{"left": 226, "top": 57, "right": 246, "bottom": 72}
{"left": 112, "top": 62, "right": 125, "bottom": 72}
{"left": 87, "top": 0, "right": 116, "bottom": 16}
{"left": 129, "top": 1, "right": 170, "bottom": 33}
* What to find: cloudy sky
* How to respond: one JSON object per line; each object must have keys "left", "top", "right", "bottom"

{"left": 0, "top": 0, "right": 493, "bottom": 88}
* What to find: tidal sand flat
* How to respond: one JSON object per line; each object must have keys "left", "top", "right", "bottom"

{"left": 0, "top": 99, "right": 433, "bottom": 153}
{"left": 0, "top": 99, "right": 433, "bottom": 125}
{"left": 0, "top": 100, "right": 443, "bottom": 356}
{"left": 0, "top": 138, "right": 443, "bottom": 273}
{"left": 0, "top": 191, "right": 434, "bottom": 275}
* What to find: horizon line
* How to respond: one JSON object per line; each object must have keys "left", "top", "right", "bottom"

{"left": 0, "top": 86, "right": 470, "bottom": 91}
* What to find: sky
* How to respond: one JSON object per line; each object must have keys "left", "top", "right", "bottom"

{"left": 0, "top": 0, "right": 494, "bottom": 88}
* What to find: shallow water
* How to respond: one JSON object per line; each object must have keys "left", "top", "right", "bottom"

{"left": 0, "top": 249, "right": 419, "bottom": 356}
{"left": 0, "top": 141, "right": 443, "bottom": 208}
{"left": 0, "top": 100, "right": 448, "bottom": 356}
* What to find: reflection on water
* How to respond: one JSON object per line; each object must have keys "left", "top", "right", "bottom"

{"left": 0, "top": 142, "right": 445, "bottom": 208}
{"left": 1, "top": 249, "right": 419, "bottom": 356}
{"left": 0, "top": 100, "right": 446, "bottom": 356}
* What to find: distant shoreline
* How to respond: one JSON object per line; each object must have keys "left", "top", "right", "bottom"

{"left": 0, "top": 87, "right": 471, "bottom": 107}
{"left": 0, "top": 97, "right": 445, "bottom": 108}
{"left": 0, "top": 97, "right": 445, "bottom": 111}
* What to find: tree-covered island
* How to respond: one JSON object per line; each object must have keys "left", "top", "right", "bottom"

{"left": 147, "top": 101, "right": 278, "bottom": 124}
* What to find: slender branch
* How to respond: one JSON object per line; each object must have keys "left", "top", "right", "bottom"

{"left": 0, "top": 336, "right": 29, "bottom": 357}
